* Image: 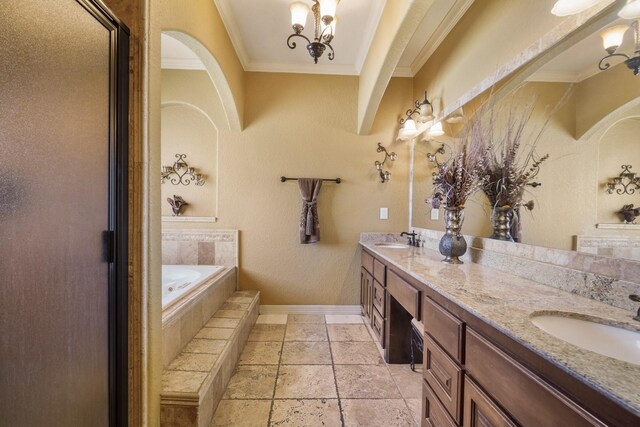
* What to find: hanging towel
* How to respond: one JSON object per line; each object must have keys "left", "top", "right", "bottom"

{"left": 298, "top": 178, "right": 323, "bottom": 244}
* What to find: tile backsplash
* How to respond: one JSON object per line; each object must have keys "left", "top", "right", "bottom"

{"left": 162, "top": 229, "right": 238, "bottom": 267}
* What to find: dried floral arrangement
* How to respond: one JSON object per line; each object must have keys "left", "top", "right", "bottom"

{"left": 427, "top": 124, "right": 491, "bottom": 209}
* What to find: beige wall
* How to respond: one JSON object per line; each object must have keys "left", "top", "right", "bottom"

{"left": 161, "top": 70, "right": 219, "bottom": 218}
{"left": 163, "top": 73, "right": 413, "bottom": 305}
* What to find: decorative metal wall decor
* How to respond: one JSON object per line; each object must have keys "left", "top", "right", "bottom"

{"left": 606, "top": 165, "right": 640, "bottom": 195}
{"left": 287, "top": 0, "right": 338, "bottom": 64}
{"left": 161, "top": 154, "right": 205, "bottom": 186}
{"left": 167, "top": 195, "right": 189, "bottom": 216}
{"left": 399, "top": 92, "right": 434, "bottom": 126}
{"left": 618, "top": 204, "right": 640, "bottom": 223}
{"left": 374, "top": 142, "right": 396, "bottom": 183}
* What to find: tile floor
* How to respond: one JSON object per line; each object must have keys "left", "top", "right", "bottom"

{"left": 211, "top": 314, "right": 422, "bottom": 427}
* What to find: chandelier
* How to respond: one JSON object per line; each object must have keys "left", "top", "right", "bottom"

{"left": 599, "top": 19, "right": 640, "bottom": 75}
{"left": 287, "top": 1, "right": 338, "bottom": 64}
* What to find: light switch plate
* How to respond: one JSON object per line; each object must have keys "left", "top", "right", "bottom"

{"left": 380, "top": 208, "right": 389, "bottom": 220}
{"left": 430, "top": 208, "right": 439, "bottom": 220}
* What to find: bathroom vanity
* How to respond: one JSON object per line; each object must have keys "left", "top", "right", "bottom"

{"left": 360, "top": 241, "right": 640, "bottom": 427}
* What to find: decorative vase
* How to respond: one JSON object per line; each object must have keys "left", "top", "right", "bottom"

{"left": 490, "top": 206, "right": 514, "bottom": 241}
{"left": 439, "top": 206, "right": 467, "bottom": 264}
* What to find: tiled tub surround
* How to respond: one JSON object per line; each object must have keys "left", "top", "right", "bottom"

{"left": 576, "top": 235, "right": 640, "bottom": 263}
{"left": 162, "top": 229, "right": 239, "bottom": 267}
{"left": 212, "top": 314, "right": 422, "bottom": 427}
{"left": 360, "top": 236, "right": 640, "bottom": 419}
{"left": 163, "top": 268, "right": 237, "bottom": 368}
{"left": 161, "top": 290, "right": 260, "bottom": 427}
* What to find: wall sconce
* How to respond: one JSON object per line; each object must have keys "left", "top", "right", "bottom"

{"left": 445, "top": 107, "right": 465, "bottom": 124}
{"left": 606, "top": 165, "right": 640, "bottom": 194}
{"left": 374, "top": 142, "right": 396, "bottom": 183}
{"left": 428, "top": 121, "right": 445, "bottom": 138}
{"left": 599, "top": 19, "right": 640, "bottom": 75}
{"left": 161, "top": 154, "right": 206, "bottom": 186}
{"left": 426, "top": 144, "right": 446, "bottom": 164}
{"left": 398, "top": 92, "right": 434, "bottom": 141}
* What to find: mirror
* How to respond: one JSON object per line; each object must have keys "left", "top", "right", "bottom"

{"left": 410, "top": 8, "right": 640, "bottom": 261}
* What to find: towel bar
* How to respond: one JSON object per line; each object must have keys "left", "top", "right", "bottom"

{"left": 280, "top": 176, "right": 342, "bottom": 184}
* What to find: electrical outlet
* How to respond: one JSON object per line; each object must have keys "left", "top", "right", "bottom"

{"left": 430, "top": 208, "right": 439, "bottom": 220}
{"left": 380, "top": 207, "right": 389, "bottom": 220}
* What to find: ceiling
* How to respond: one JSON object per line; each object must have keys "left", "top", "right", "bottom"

{"left": 529, "top": 17, "right": 633, "bottom": 83}
{"left": 179, "top": 0, "right": 476, "bottom": 77}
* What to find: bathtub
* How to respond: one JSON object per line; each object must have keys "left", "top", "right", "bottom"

{"left": 162, "top": 264, "right": 225, "bottom": 310}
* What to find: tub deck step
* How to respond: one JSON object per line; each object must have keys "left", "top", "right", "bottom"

{"left": 160, "top": 290, "right": 260, "bottom": 427}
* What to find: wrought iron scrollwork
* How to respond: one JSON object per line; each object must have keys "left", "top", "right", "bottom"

{"left": 161, "top": 154, "right": 205, "bottom": 186}
{"left": 606, "top": 165, "right": 640, "bottom": 195}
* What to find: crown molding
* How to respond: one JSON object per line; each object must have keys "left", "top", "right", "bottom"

{"left": 213, "top": 0, "right": 250, "bottom": 69}
{"left": 245, "top": 61, "right": 359, "bottom": 76}
{"left": 161, "top": 58, "right": 206, "bottom": 70}
{"left": 409, "top": 0, "right": 475, "bottom": 76}
{"left": 355, "top": 0, "right": 387, "bottom": 74}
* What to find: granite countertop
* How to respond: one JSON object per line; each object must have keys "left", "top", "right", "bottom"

{"left": 359, "top": 239, "right": 640, "bottom": 416}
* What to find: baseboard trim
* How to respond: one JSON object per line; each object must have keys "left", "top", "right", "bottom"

{"left": 260, "top": 305, "right": 361, "bottom": 315}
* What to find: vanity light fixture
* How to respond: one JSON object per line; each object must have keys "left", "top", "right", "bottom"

{"left": 428, "top": 121, "right": 445, "bottom": 138}
{"left": 606, "top": 165, "right": 640, "bottom": 195}
{"left": 375, "top": 142, "right": 396, "bottom": 183}
{"left": 599, "top": 19, "right": 640, "bottom": 75}
{"left": 161, "top": 154, "right": 206, "bottom": 186}
{"left": 620, "top": 0, "right": 640, "bottom": 19}
{"left": 398, "top": 92, "right": 434, "bottom": 141}
{"left": 287, "top": 0, "right": 338, "bottom": 64}
{"left": 551, "top": 0, "right": 600, "bottom": 16}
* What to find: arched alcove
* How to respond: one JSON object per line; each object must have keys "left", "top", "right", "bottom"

{"left": 163, "top": 30, "right": 241, "bottom": 132}
{"left": 161, "top": 102, "right": 218, "bottom": 220}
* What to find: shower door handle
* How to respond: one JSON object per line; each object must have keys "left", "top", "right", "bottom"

{"left": 102, "top": 230, "right": 115, "bottom": 263}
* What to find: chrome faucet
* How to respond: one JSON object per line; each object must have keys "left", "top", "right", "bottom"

{"left": 630, "top": 295, "right": 640, "bottom": 321}
{"left": 400, "top": 231, "right": 418, "bottom": 247}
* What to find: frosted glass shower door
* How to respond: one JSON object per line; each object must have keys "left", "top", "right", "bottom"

{"left": 0, "top": 1, "right": 128, "bottom": 425}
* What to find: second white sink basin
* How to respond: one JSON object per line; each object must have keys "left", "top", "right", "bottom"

{"left": 374, "top": 242, "right": 410, "bottom": 249}
{"left": 531, "top": 313, "right": 640, "bottom": 365}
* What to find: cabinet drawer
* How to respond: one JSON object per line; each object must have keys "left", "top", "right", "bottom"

{"left": 372, "top": 280, "right": 385, "bottom": 314}
{"left": 422, "top": 381, "right": 457, "bottom": 427}
{"left": 373, "top": 258, "right": 386, "bottom": 285}
{"left": 371, "top": 307, "right": 385, "bottom": 347}
{"left": 424, "top": 335, "right": 463, "bottom": 423}
{"left": 423, "top": 297, "right": 464, "bottom": 363}
{"left": 466, "top": 329, "right": 604, "bottom": 427}
{"left": 361, "top": 250, "right": 374, "bottom": 274}
{"left": 387, "top": 270, "right": 420, "bottom": 319}
{"left": 463, "top": 377, "right": 516, "bottom": 427}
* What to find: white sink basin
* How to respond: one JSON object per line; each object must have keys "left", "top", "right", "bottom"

{"left": 531, "top": 313, "right": 640, "bottom": 365}
{"left": 374, "top": 242, "right": 410, "bottom": 249}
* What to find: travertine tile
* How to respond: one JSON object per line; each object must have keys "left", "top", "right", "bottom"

{"left": 239, "top": 341, "right": 282, "bottom": 365}
{"left": 211, "top": 400, "right": 271, "bottom": 427}
{"left": 331, "top": 341, "right": 384, "bottom": 365}
{"left": 388, "top": 364, "right": 423, "bottom": 399}
{"left": 177, "top": 240, "right": 198, "bottom": 265}
{"left": 196, "top": 327, "right": 234, "bottom": 340}
{"left": 206, "top": 317, "right": 241, "bottom": 329}
{"left": 288, "top": 314, "right": 325, "bottom": 324}
{"left": 405, "top": 399, "right": 421, "bottom": 427}
{"left": 284, "top": 324, "right": 328, "bottom": 342}
{"left": 327, "top": 324, "right": 373, "bottom": 342}
{"left": 334, "top": 365, "right": 401, "bottom": 399}
{"left": 182, "top": 338, "right": 227, "bottom": 355}
{"left": 162, "top": 240, "right": 179, "bottom": 265}
{"left": 270, "top": 399, "right": 341, "bottom": 427}
{"left": 223, "top": 365, "right": 278, "bottom": 399}
{"left": 215, "top": 309, "right": 245, "bottom": 319}
{"left": 325, "top": 315, "right": 364, "bottom": 324}
{"left": 221, "top": 302, "right": 250, "bottom": 311}
{"left": 227, "top": 295, "right": 255, "bottom": 304}
{"left": 168, "top": 352, "right": 220, "bottom": 372}
{"left": 256, "top": 314, "right": 288, "bottom": 324}
{"left": 162, "top": 370, "right": 207, "bottom": 394}
{"left": 280, "top": 341, "right": 332, "bottom": 365}
{"left": 341, "top": 399, "right": 415, "bottom": 427}
{"left": 197, "top": 241, "right": 216, "bottom": 265}
{"left": 275, "top": 365, "right": 337, "bottom": 399}
{"left": 249, "top": 324, "right": 286, "bottom": 341}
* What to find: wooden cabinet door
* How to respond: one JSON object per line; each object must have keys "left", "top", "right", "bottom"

{"left": 463, "top": 377, "right": 516, "bottom": 427}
